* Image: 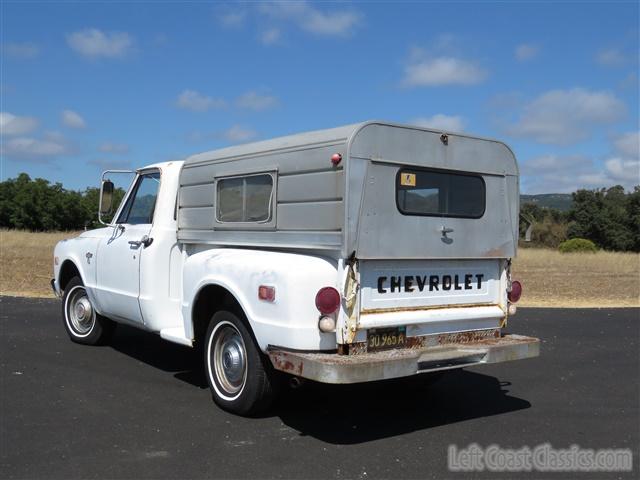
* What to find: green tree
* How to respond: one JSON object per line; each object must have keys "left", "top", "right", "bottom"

{"left": 568, "top": 186, "right": 639, "bottom": 251}
{"left": 628, "top": 187, "right": 640, "bottom": 251}
{"left": 0, "top": 173, "right": 125, "bottom": 231}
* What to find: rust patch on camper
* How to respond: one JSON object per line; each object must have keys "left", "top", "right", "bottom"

{"left": 484, "top": 241, "right": 512, "bottom": 257}
{"left": 268, "top": 351, "right": 304, "bottom": 376}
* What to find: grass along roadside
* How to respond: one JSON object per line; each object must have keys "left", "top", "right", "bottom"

{"left": 513, "top": 247, "right": 639, "bottom": 307}
{"left": 1, "top": 230, "right": 638, "bottom": 307}
{"left": 1, "top": 229, "right": 81, "bottom": 298}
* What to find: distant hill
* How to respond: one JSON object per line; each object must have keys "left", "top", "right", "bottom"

{"left": 520, "top": 193, "right": 573, "bottom": 211}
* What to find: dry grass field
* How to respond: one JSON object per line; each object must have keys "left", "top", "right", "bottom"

{"left": 1, "top": 230, "right": 638, "bottom": 307}
{"left": 513, "top": 247, "right": 639, "bottom": 307}
{"left": 0, "top": 230, "right": 82, "bottom": 298}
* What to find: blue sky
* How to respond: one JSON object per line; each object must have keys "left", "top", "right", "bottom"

{"left": 1, "top": 1, "right": 638, "bottom": 193}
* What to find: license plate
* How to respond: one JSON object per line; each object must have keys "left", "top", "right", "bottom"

{"left": 367, "top": 326, "right": 407, "bottom": 352}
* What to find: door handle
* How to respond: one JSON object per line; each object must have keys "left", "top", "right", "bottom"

{"left": 128, "top": 235, "right": 153, "bottom": 248}
{"left": 440, "top": 226, "right": 454, "bottom": 235}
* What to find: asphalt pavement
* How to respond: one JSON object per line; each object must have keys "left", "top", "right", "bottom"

{"left": 1, "top": 296, "right": 638, "bottom": 479}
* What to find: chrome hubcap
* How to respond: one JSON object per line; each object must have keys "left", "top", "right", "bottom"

{"left": 212, "top": 325, "right": 246, "bottom": 395}
{"left": 67, "top": 287, "right": 95, "bottom": 335}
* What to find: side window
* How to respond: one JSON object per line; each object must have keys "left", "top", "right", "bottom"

{"left": 117, "top": 171, "right": 161, "bottom": 225}
{"left": 217, "top": 174, "right": 274, "bottom": 223}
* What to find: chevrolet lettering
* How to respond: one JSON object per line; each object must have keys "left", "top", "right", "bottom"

{"left": 377, "top": 274, "right": 485, "bottom": 293}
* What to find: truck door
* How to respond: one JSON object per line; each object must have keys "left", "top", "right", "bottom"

{"left": 95, "top": 170, "right": 161, "bottom": 324}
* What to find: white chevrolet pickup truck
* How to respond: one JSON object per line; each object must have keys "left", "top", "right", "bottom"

{"left": 52, "top": 121, "right": 539, "bottom": 415}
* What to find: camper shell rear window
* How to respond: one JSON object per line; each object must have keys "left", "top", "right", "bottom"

{"left": 396, "top": 168, "right": 485, "bottom": 219}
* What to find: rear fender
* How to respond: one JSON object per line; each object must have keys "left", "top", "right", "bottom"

{"left": 182, "top": 248, "right": 339, "bottom": 351}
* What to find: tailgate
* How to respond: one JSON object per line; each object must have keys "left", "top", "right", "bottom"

{"left": 354, "top": 259, "right": 506, "bottom": 337}
{"left": 360, "top": 259, "right": 502, "bottom": 311}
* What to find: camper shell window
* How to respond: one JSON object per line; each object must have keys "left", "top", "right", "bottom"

{"left": 216, "top": 173, "right": 274, "bottom": 224}
{"left": 396, "top": 168, "right": 485, "bottom": 219}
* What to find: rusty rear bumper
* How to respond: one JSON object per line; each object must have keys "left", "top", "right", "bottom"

{"left": 267, "top": 334, "right": 539, "bottom": 384}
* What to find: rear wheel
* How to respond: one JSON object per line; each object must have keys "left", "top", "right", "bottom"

{"left": 62, "top": 276, "right": 114, "bottom": 345}
{"left": 205, "top": 310, "right": 277, "bottom": 416}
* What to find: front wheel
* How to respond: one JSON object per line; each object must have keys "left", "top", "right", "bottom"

{"left": 205, "top": 310, "right": 277, "bottom": 416}
{"left": 62, "top": 276, "right": 114, "bottom": 345}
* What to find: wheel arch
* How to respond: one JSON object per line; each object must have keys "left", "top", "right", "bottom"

{"left": 58, "top": 259, "right": 83, "bottom": 292}
{"left": 191, "top": 283, "right": 254, "bottom": 349}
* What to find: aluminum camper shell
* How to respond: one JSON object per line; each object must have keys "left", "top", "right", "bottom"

{"left": 177, "top": 120, "right": 520, "bottom": 260}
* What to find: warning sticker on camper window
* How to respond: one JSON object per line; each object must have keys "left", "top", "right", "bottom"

{"left": 400, "top": 173, "right": 416, "bottom": 186}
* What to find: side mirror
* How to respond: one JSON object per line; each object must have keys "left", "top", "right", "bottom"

{"left": 99, "top": 180, "right": 115, "bottom": 224}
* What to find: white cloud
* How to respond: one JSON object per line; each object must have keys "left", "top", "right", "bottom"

{"left": 43, "top": 130, "right": 66, "bottom": 142}
{"left": 176, "top": 90, "right": 226, "bottom": 112}
{"left": 613, "top": 131, "right": 639, "bottom": 158}
{"left": 236, "top": 91, "right": 278, "bottom": 110}
{"left": 604, "top": 157, "right": 640, "bottom": 183}
{"left": 605, "top": 131, "right": 640, "bottom": 185}
{"left": 177, "top": 89, "right": 279, "bottom": 113}
{"left": 1, "top": 136, "right": 70, "bottom": 162}
{"left": 61, "top": 110, "right": 86, "bottom": 129}
{"left": 99, "top": 142, "right": 130, "bottom": 154}
{"left": 66, "top": 29, "right": 133, "bottom": 59}
{"left": 223, "top": 125, "right": 256, "bottom": 142}
{"left": 402, "top": 57, "right": 487, "bottom": 87}
{"left": 595, "top": 48, "right": 626, "bottom": 67}
{"left": 515, "top": 44, "right": 539, "bottom": 62}
{"left": 508, "top": 88, "right": 625, "bottom": 145}
{"left": 259, "top": 1, "right": 361, "bottom": 36}
{"left": 411, "top": 114, "right": 465, "bottom": 132}
{"left": 260, "top": 28, "right": 281, "bottom": 45}
{"left": 521, "top": 131, "right": 640, "bottom": 193}
{"left": 219, "top": 11, "right": 247, "bottom": 28}
{"left": 303, "top": 9, "right": 360, "bottom": 35}
{"left": 0, "top": 112, "right": 39, "bottom": 136}
{"left": 523, "top": 154, "right": 586, "bottom": 173}
{"left": 3, "top": 42, "right": 39, "bottom": 59}
{"left": 521, "top": 154, "right": 603, "bottom": 193}
{"left": 187, "top": 125, "right": 258, "bottom": 144}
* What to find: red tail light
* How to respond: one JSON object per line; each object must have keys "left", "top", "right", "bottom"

{"left": 508, "top": 280, "right": 522, "bottom": 303}
{"left": 315, "top": 287, "right": 341, "bottom": 314}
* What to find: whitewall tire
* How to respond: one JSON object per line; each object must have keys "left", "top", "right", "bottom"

{"left": 62, "top": 276, "right": 114, "bottom": 345}
{"left": 205, "top": 310, "right": 277, "bottom": 416}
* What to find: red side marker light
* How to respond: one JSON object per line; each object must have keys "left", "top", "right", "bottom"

{"left": 508, "top": 280, "right": 522, "bottom": 303}
{"left": 258, "top": 285, "right": 276, "bottom": 302}
{"left": 331, "top": 153, "right": 342, "bottom": 166}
